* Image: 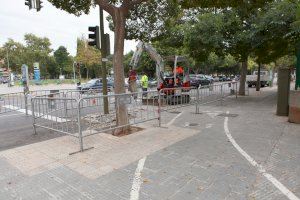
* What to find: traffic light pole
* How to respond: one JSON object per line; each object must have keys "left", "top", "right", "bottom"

{"left": 296, "top": 41, "right": 300, "bottom": 90}
{"left": 99, "top": 6, "right": 109, "bottom": 114}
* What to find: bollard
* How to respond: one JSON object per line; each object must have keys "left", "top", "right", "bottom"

{"left": 235, "top": 82, "right": 238, "bottom": 99}
{"left": 158, "top": 91, "right": 162, "bottom": 127}
{"left": 196, "top": 86, "right": 200, "bottom": 114}
{"left": 220, "top": 84, "right": 224, "bottom": 106}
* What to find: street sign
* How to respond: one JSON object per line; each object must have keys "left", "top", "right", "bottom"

{"left": 21, "top": 64, "right": 29, "bottom": 93}
{"left": 33, "top": 62, "right": 40, "bottom": 81}
{"left": 102, "top": 58, "right": 108, "bottom": 62}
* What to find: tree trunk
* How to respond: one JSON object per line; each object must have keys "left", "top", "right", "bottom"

{"left": 256, "top": 63, "right": 261, "bottom": 91}
{"left": 239, "top": 59, "right": 248, "bottom": 95}
{"left": 112, "top": 9, "right": 129, "bottom": 135}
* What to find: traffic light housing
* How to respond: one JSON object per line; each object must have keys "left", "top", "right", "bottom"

{"left": 88, "top": 26, "right": 100, "bottom": 49}
{"left": 36, "top": 0, "right": 43, "bottom": 11}
{"left": 25, "top": 0, "right": 32, "bottom": 9}
{"left": 104, "top": 34, "right": 110, "bottom": 55}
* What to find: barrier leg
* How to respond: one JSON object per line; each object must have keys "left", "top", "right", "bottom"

{"left": 32, "top": 98, "right": 37, "bottom": 135}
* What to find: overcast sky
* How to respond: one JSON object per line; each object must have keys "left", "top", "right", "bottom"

{"left": 0, "top": 0, "right": 137, "bottom": 56}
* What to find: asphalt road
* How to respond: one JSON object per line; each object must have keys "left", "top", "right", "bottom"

{"left": 0, "top": 112, "right": 63, "bottom": 151}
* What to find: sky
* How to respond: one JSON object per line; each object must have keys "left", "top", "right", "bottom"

{"left": 0, "top": 0, "right": 137, "bottom": 56}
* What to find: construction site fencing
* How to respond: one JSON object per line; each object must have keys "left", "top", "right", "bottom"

{"left": 157, "top": 82, "right": 238, "bottom": 126}
{"left": 31, "top": 82, "right": 239, "bottom": 153}
{"left": 32, "top": 90, "right": 160, "bottom": 153}
{"left": 0, "top": 89, "right": 74, "bottom": 115}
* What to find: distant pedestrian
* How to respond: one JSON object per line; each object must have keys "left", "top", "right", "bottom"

{"left": 141, "top": 72, "right": 148, "bottom": 97}
{"left": 128, "top": 69, "right": 138, "bottom": 99}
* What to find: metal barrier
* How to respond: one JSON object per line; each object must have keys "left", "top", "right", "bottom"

{"left": 0, "top": 92, "right": 27, "bottom": 114}
{"left": 0, "top": 89, "right": 75, "bottom": 115}
{"left": 32, "top": 90, "right": 160, "bottom": 153}
{"left": 31, "top": 82, "right": 239, "bottom": 153}
{"left": 157, "top": 82, "right": 238, "bottom": 126}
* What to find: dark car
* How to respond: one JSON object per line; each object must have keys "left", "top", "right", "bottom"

{"left": 218, "top": 76, "right": 227, "bottom": 82}
{"left": 190, "top": 74, "right": 210, "bottom": 87}
{"left": 77, "top": 78, "right": 114, "bottom": 92}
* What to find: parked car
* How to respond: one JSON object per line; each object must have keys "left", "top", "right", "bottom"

{"left": 0, "top": 77, "right": 8, "bottom": 84}
{"left": 213, "top": 76, "right": 219, "bottom": 82}
{"left": 77, "top": 78, "right": 114, "bottom": 92}
{"left": 190, "top": 74, "right": 211, "bottom": 87}
{"left": 218, "top": 76, "right": 227, "bottom": 82}
{"left": 204, "top": 75, "right": 214, "bottom": 84}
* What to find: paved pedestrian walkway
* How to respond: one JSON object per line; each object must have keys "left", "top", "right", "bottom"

{"left": 0, "top": 87, "right": 299, "bottom": 200}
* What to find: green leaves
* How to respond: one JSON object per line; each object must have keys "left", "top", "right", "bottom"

{"left": 47, "top": 0, "right": 93, "bottom": 16}
{"left": 54, "top": 46, "right": 73, "bottom": 75}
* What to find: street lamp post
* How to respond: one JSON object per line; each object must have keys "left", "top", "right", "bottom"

{"left": 6, "top": 49, "right": 11, "bottom": 87}
{"left": 73, "top": 61, "right": 76, "bottom": 83}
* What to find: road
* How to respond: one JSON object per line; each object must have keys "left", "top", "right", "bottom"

{"left": 0, "top": 86, "right": 299, "bottom": 200}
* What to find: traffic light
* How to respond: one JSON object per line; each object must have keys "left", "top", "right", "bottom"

{"left": 104, "top": 34, "right": 111, "bottom": 55}
{"left": 25, "top": 0, "right": 32, "bottom": 9}
{"left": 88, "top": 26, "right": 100, "bottom": 49}
{"left": 36, "top": 0, "right": 43, "bottom": 11}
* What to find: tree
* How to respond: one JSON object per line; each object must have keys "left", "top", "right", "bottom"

{"left": 48, "top": 0, "right": 153, "bottom": 134}
{"left": 23, "top": 34, "right": 52, "bottom": 73}
{"left": 54, "top": 46, "right": 73, "bottom": 76}
{"left": 76, "top": 37, "right": 101, "bottom": 79}
{"left": 0, "top": 39, "right": 25, "bottom": 73}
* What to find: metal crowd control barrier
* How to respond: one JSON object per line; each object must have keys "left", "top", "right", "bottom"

{"left": 158, "top": 82, "right": 238, "bottom": 126}
{"left": 32, "top": 90, "right": 160, "bottom": 153}
{"left": 31, "top": 82, "right": 239, "bottom": 153}
{"left": 0, "top": 89, "right": 75, "bottom": 115}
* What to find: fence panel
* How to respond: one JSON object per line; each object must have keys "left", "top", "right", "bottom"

{"left": 78, "top": 90, "right": 159, "bottom": 138}
{"left": 0, "top": 92, "right": 26, "bottom": 114}
{"left": 32, "top": 92, "right": 79, "bottom": 137}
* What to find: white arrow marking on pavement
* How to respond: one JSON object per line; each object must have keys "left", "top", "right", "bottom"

{"left": 224, "top": 111, "right": 300, "bottom": 200}
{"left": 130, "top": 157, "right": 147, "bottom": 200}
{"left": 3, "top": 105, "right": 68, "bottom": 123}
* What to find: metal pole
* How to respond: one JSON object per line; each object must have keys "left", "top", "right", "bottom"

{"left": 24, "top": 92, "right": 28, "bottom": 115}
{"left": 99, "top": 6, "right": 109, "bottom": 114}
{"left": 235, "top": 82, "right": 238, "bottom": 99}
{"left": 7, "top": 50, "right": 10, "bottom": 87}
{"left": 77, "top": 100, "right": 84, "bottom": 152}
{"left": 73, "top": 62, "right": 76, "bottom": 83}
{"left": 196, "top": 86, "right": 200, "bottom": 114}
{"left": 158, "top": 91, "right": 162, "bottom": 127}
{"left": 32, "top": 98, "right": 37, "bottom": 135}
{"left": 220, "top": 84, "right": 223, "bottom": 106}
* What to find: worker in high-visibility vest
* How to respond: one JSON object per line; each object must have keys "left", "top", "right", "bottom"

{"left": 141, "top": 72, "right": 148, "bottom": 97}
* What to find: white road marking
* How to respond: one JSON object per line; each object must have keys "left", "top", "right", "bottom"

{"left": 167, "top": 112, "right": 183, "bottom": 126}
{"left": 224, "top": 111, "right": 300, "bottom": 200}
{"left": 205, "top": 123, "right": 213, "bottom": 129}
{"left": 130, "top": 157, "right": 147, "bottom": 200}
{"left": 3, "top": 105, "right": 68, "bottom": 123}
{"left": 0, "top": 113, "right": 24, "bottom": 118}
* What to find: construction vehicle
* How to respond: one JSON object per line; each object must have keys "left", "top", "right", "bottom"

{"left": 130, "top": 42, "right": 191, "bottom": 104}
{"left": 130, "top": 42, "right": 190, "bottom": 92}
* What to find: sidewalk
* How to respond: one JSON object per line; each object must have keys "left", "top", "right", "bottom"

{"left": 0, "top": 86, "right": 299, "bottom": 200}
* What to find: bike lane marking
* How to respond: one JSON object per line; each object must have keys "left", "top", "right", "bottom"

{"left": 224, "top": 111, "right": 299, "bottom": 200}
